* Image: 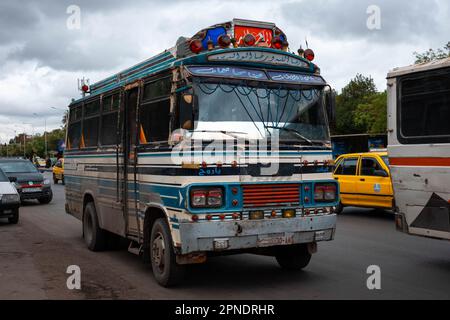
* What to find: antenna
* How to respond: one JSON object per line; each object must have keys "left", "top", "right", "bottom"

{"left": 305, "top": 37, "right": 309, "bottom": 49}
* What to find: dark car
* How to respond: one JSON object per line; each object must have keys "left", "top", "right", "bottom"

{"left": 0, "top": 159, "right": 53, "bottom": 204}
{"left": 0, "top": 168, "right": 20, "bottom": 223}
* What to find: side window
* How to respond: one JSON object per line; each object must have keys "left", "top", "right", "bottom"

{"left": 360, "top": 157, "right": 386, "bottom": 176}
{"left": 399, "top": 68, "right": 450, "bottom": 143}
{"left": 335, "top": 157, "right": 358, "bottom": 175}
{"left": 140, "top": 75, "right": 171, "bottom": 144}
{"left": 67, "top": 105, "right": 82, "bottom": 149}
{"left": 82, "top": 99, "right": 100, "bottom": 147}
{"left": 100, "top": 93, "right": 120, "bottom": 145}
{"left": 140, "top": 100, "right": 170, "bottom": 143}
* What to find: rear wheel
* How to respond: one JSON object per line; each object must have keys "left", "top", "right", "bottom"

{"left": 83, "top": 202, "right": 107, "bottom": 251}
{"left": 8, "top": 208, "right": 19, "bottom": 224}
{"left": 150, "top": 218, "right": 185, "bottom": 287}
{"left": 275, "top": 244, "right": 312, "bottom": 270}
{"left": 61, "top": 175, "right": 65, "bottom": 185}
{"left": 53, "top": 174, "right": 58, "bottom": 184}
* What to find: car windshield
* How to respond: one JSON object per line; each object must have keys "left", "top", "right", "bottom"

{"left": 0, "top": 169, "right": 8, "bottom": 182}
{"left": 192, "top": 81, "right": 330, "bottom": 144}
{"left": 0, "top": 161, "right": 38, "bottom": 173}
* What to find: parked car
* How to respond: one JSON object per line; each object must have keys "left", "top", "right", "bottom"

{"left": 0, "top": 158, "right": 53, "bottom": 204}
{"left": 0, "top": 168, "right": 20, "bottom": 224}
{"left": 52, "top": 158, "right": 64, "bottom": 184}
{"left": 332, "top": 152, "right": 393, "bottom": 213}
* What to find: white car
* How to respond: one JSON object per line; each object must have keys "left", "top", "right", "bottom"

{"left": 0, "top": 168, "right": 20, "bottom": 224}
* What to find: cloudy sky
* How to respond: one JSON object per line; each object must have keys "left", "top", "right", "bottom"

{"left": 0, "top": 0, "right": 448, "bottom": 143}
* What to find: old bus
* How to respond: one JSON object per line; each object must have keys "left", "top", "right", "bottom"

{"left": 387, "top": 57, "right": 450, "bottom": 241}
{"left": 65, "top": 19, "right": 339, "bottom": 286}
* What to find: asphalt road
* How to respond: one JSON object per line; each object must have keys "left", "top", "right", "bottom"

{"left": 1, "top": 172, "right": 449, "bottom": 300}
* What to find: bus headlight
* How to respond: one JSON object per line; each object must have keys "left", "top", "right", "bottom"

{"left": 43, "top": 179, "right": 50, "bottom": 185}
{"left": 190, "top": 187, "right": 223, "bottom": 208}
{"left": 2, "top": 194, "right": 20, "bottom": 204}
{"left": 314, "top": 183, "right": 337, "bottom": 202}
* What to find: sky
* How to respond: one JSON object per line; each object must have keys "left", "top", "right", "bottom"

{"left": 0, "top": 0, "right": 448, "bottom": 143}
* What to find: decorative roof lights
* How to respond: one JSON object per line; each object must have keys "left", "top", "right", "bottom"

{"left": 184, "top": 20, "right": 296, "bottom": 55}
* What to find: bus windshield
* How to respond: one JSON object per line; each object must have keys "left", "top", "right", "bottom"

{"left": 192, "top": 81, "right": 330, "bottom": 144}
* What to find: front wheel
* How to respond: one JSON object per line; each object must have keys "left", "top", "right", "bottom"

{"left": 38, "top": 190, "right": 53, "bottom": 204}
{"left": 275, "top": 244, "right": 312, "bottom": 270}
{"left": 150, "top": 218, "right": 185, "bottom": 287}
{"left": 8, "top": 208, "right": 19, "bottom": 224}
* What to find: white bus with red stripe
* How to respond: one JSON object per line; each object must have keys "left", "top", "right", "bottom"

{"left": 387, "top": 57, "right": 450, "bottom": 240}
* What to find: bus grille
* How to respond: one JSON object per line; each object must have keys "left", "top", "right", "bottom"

{"left": 242, "top": 184, "right": 300, "bottom": 208}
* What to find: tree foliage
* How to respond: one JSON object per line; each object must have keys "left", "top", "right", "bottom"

{"left": 414, "top": 41, "right": 450, "bottom": 64}
{"left": 1, "top": 128, "right": 65, "bottom": 158}
{"left": 333, "top": 74, "right": 386, "bottom": 135}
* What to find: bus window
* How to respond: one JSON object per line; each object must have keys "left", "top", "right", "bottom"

{"left": 67, "top": 121, "right": 81, "bottom": 149}
{"left": 399, "top": 69, "right": 450, "bottom": 143}
{"left": 83, "top": 116, "right": 99, "bottom": 147}
{"left": 82, "top": 99, "right": 100, "bottom": 147}
{"left": 140, "top": 75, "right": 171, "bottom": 144}
{"left": 100, "top": 93, "right": 120, "bottom": 146}
{"left": 140, "top": 100, "right": 170, "bottom": 143}
{"left": 143, "top": 77, "right": 171, "bottom": 101}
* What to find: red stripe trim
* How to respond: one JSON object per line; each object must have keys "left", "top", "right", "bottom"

{"left": 389, "top": 157, "right": 450, "bottom": 166}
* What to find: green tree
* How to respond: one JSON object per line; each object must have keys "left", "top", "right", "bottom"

{"left": 353, "top": 91, "right": 387, "bottom": 134}
{"left": 413, "top": 41, "right": 450, "bottom": 64}
{"left": 334, "top": 74, "right": 377, "bottom": 134}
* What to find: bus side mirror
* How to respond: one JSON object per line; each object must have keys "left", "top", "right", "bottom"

{"left": 9, "top": 176, "right": 17, "bottom": 183}
{"left": 325, "top": 89, "right": 336, "bottom": 125}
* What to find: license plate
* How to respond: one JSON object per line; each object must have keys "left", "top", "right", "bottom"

{"left": 22, "top": 187, "right": 41, "bottom": 193}
{"left": 257, "top": 233, "right": 293, "bottom": 247}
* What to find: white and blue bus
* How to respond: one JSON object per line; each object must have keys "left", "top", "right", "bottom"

{"left": 65, "top": 19, "right": 339, "bottom": 286}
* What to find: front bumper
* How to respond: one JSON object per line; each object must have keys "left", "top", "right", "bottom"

{"left": 178, "top": 214, "right": 337, "bottom": 254}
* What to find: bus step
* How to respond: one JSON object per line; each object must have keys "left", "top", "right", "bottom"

{"left": 128, "top": 241, "right": 142, "bottom": 256}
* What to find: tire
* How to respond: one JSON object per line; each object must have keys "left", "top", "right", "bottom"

{"left": 334, "top": 201, "right": 344, "bottom": 214}
{"left": 150, "top": 218, "right": 185, "bottom": 287}
{"left": 61, "top": 175, "right": 65, "bottom": 185}
{"left": 53, "top": 174, "right": 58, "bottom": 184}
{"left": 275, "top": 244, "right": 312, "bottom": 270}
{"left": 38, "top": 190, "right": 53, "bottom": 204}
{"left": 8, "top": 208, "right": 19, "bottom": 224}
{"left": 83, "top": 202, "right": 108, "bottom": 251}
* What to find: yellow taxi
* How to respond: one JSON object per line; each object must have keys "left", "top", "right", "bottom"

{"left": 332, "top": 152, "right": 393, "bottom": 213}
{"left": 52, "top": 158, "right": 64, "bottom": 185}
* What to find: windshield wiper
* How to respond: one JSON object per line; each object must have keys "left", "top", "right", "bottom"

{"left": 265, "top": 126, "right": 313, "bottom": 145}
{"left": 190, "top": 130, "right": 249, "bottom": 140}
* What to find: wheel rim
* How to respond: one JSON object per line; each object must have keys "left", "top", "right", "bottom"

{"left": 84, "top": 213, "right": 93, "bottom": 245}
{"left": 152, "top": 232, "right": 166, "bottom": 274}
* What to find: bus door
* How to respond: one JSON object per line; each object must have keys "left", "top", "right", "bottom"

{"left": 123, "top": 84, "right": 141, "bottom": 239}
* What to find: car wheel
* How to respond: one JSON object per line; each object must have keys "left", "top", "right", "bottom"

{"left": 83, "top": 202, "right": 108, "bottom": 251}
{"left": 38, "top": 190, "right": 53, "bottom": 204}
{"left": 275, "top": 244, "right": 312, "bottom": 270}
{"left": 150, "top": 218, "right": 185, "bottom": 287}
{"left": 8, "top": 208, "right": 19, "bottom": 224}
{"left": 53, "top": 174, "right": 58, "bottom": 184}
